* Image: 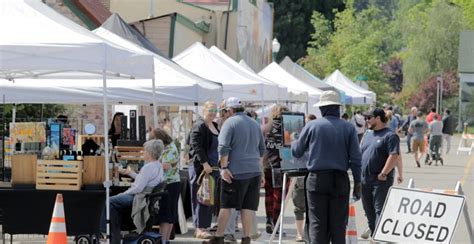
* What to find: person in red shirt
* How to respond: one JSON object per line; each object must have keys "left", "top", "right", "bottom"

{"left": 426, "top": 108, "right": 442, "bottom": 123}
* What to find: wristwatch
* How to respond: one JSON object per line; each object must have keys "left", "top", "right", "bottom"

{"left": 221, "top": 165, "right": 228, "bottom": 170}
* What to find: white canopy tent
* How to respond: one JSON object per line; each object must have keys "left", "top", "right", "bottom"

{"left": 259, "top": 62, "right": 323, "bottom": 116}
{"left": 324, "top": 70, "right": 376, "bottom": 104}
{"left": 0, "top": 0, "right": 155, "bottom": 240}
{"left": 239, "top": 60, "right": 256, "bottom": 72}
{"left": 94, "top": 28, "right": 223, "bottom": 105}
{"left": 0, "top": 79, "right": 200, "bottom": 105}
{"left": 173, "top": 42, "right": 280, "bottom": 102}
{"left": 209, "top": 46, "right": 288, "bottom": 102}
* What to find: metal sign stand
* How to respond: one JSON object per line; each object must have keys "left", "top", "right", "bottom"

{"left": 408, "top": 178, "right": 473, "bottom": 244}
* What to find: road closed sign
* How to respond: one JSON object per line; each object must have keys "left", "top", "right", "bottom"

{"left": 373, "top": 187, "right": 465, "bottom": 243}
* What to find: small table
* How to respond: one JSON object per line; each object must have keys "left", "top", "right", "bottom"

{"left": 0, "top": 188, "right": 105, "bottom": 241}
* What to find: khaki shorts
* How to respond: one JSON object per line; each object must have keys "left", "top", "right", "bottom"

{"left": 412, "top": 139, "right": 425, "bottom": 152}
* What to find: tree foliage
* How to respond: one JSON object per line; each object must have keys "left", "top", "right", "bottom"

{"left": 399, "top": 0, "right": 464, "bottom": 85}
{"left": 303, "top": 6, "right": 394, "bottom": 104}
{"left": 269, "top": 0, "right": 345, "bottom": 62}
{"left": 2, "top": 104, "right": 66, "bottom": 123}
{"left": 302, "top": 0, "right": 467, "bottom": 110}
{"left": 407, "top": 70, "right": 459, "bottom": 113}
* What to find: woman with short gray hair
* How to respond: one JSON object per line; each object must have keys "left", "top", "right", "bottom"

{"left": 143, "top": 139, "right": 165, "bottom": 161}
{"left": 100, "top": 139, "right": 164, "bottom": 243}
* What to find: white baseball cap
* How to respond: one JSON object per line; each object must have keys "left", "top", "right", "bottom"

{"left": 225, "top": 97, "right": 242, "bottom": 109}
{"left": 313, "top": 91, "right": 341, "bottom": 107}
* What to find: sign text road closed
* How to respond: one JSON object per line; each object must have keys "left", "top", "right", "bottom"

{"left": 373, "top": 187, "right": 465, "bottom": 243}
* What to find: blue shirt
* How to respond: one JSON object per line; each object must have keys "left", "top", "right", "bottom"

{"left": 360, "top": 128, "right": 400, "bottom": 183}
{"left": 291, "top": 115, "right": 362, "bottom": 183}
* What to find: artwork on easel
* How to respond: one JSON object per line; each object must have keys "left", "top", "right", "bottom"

{"left": 281, "top": 112, "right": 305, "bottom": 147}
{"left": 280, "top": 112, "right": 307, "bottom": 173}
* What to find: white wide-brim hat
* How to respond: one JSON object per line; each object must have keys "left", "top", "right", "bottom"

{"left": 313, "top": 90, "right": 341, "bottom": 107}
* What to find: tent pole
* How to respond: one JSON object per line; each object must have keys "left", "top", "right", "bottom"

{"left": 12, "top": 104, "right": 16, "bottom": 124}
{"left": 261, "top": 84, "right": 265, "bottom": 125}
{"left": 152, "top": 76, "right": 158, "bottom": 129}
{"left": 102, "top": 70, "right": 111, "bottom": 243}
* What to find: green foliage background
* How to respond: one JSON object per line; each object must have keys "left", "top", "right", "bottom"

{"left": 286, "top": 0, "right": 470, "bottom": 115}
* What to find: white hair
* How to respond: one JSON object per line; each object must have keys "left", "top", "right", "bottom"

{"left": 143, "top": 139, "right": 164, "bottom": 161}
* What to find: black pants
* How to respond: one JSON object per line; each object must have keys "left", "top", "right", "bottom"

{"left": 306, "top": 171, "right": 350, "bottom": 244}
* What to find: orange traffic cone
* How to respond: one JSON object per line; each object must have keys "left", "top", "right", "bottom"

{"left": 346, "top": 203, "right": 358, "bottom": 243}
{"left": 47, "top": 194, "right": 67, "bottom": 244}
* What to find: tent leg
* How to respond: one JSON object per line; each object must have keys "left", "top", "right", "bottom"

{"left": 102, "top": 70, "right": 111, "bottom": 244}
{"left": 152, "top": 77, "right": 158, "bottom": 129}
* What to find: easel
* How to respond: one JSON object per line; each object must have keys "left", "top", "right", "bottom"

{"left": 269, "top": 170, "right": 307, "bottom": 244}
{"left": 407, "top": 178, "right": 473, "bottom": 244}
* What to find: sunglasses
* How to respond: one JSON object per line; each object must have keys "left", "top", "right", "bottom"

{"left": 365, "top": 115, "right": 374, "bottom": 120}
{"left": 207, "top": 109, "right": 219, "bottom": 113}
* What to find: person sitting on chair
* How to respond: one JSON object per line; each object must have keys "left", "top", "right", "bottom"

{"left": 100, "top": 139, "right": 165, "bottom": 244}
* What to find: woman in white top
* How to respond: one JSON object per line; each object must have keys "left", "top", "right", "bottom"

{"left": 100, "top": 139, "right": 164, "bottom": 244}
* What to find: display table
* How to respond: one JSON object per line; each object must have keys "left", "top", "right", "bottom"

{"left": 0, "top": 188, "right": 105, "bottom": 236}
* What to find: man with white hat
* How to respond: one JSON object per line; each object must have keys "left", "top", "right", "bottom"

{"left": 292, "top": 90, "right": 362, "bottom": 244}
{"left": 207, "top": 97, "right": 265, "bottom": 244}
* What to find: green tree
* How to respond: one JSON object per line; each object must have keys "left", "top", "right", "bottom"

{"left": 453, "top": 0, "right": 474, "bottom": 28}
{"left": 2, "top": 104, "right": 65, "bottom": 123}
{"left": 304, "top": 6, "right": 394, "bottom": 104}
{"left": 399, "top": 0, "right": 465, "bottom": 85}
{"left": 269, "top": 0, "right": 345, "bottom": 62}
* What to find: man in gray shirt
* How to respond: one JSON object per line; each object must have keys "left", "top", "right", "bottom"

{"left": 207, "top": 97, "right": 265, "bottom": 244}
{"left": 427, "top": 114, "right": 444, "bottom": 165}
{"left": 409, "top": 111, "right": 428, "bottom": 167}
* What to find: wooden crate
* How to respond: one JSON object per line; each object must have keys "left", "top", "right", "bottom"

{"left": 115, "top": 146, "right": 144, "bottom": 161}
{"left": 83, "top": 156, "right": 106, "bottom": 185}
{"left": 11, "top": 154, "right": 37, "bottom": 185}
{"left": 36, "top": 160, "right": 82, "bottom": 191}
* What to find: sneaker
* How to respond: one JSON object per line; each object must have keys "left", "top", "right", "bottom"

{"left": 361, "top": 227, "right": 371, "bottom": 239}
{"left": 250, "top": 231, "right": 262, "bottom": 241}
{"left": 416, "top": 161, "right": 421, "bottom": 168}
{"left": 295, "top": 235, "right": 305, "bottom": 242}
{"left": 266, "top": 219, "right": 273, "bottom": 234}
{"left": 224, "top": 234, "right": 236, "bottom": 243}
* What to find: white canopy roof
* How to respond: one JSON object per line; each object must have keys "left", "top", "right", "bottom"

{"left": 239, "top": 60, "right": 256, "bottom": 72}
{"left": 94, "top": 28, "right": 223, "bottom": 104}
{"left": 0, "top": 0, "right": 153, "bottom": 80}
{"left": 325, "top": 70, "right": 376, "bottom": 104}
{"left": 0, "top": 79, "right": 201, "bottom": 104}
{"left": 209, "top": 46, "right": 287, "bottom": 102}
{"left": 279, "top": 56, "right": 333, "bottom": 90}
{"left": 259, "top": 62, "right": 324, "bottom": 103}
{"left": 173, "top": 42, "right": 280, "bottom": 102}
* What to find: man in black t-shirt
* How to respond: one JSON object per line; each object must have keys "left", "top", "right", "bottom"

{"left": 360, "top": 108, "right": 402, "bottom": 238}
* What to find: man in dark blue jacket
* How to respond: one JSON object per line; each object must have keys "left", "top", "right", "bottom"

{"left": 292, "top": 91, "right": 362, "bottom": 244}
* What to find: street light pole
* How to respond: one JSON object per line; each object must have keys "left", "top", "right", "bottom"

{"left": 272, "top": 38, "right": 280, "bottom": 63}
{"left": 440, "top": 75, "right": 443, "bottom": 113}
{"left": 436, "top": 76, "right": 440, "bottom": 114}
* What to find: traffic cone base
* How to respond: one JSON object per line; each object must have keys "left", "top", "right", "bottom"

{"left": 47, "top": 194, "right": 68, "bottom": 244}
{"left": 346, "top": 203, "right": 358, "bottom": 244}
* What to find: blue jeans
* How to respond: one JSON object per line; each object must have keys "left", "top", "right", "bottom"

{"left": 406, "top": 133, "right": 413, "bottom": 152}
{"left": 100, "top": 193, "right": 134, "bottom": 244}
{"left": 361, "top": 178, "right": 393, "bottom": 234}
